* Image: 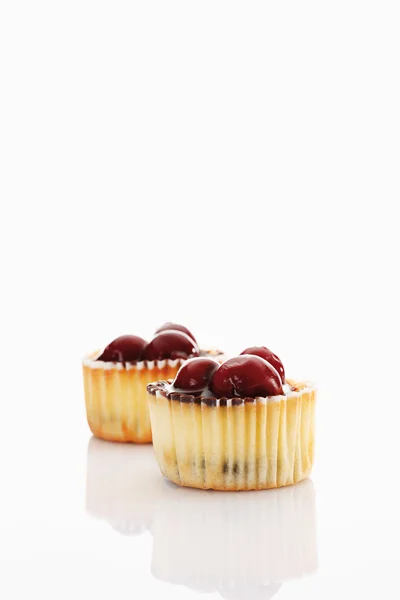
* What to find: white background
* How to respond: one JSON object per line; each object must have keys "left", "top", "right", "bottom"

{"left": 0, "top": 1, "right": 399, "bottom": 598}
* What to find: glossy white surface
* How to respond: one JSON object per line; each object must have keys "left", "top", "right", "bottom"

{"left": 1, "top": 368, "right": 400, "bottom": 600}
{"left": 1, "top": 0, "right": 400, "bottom": 598}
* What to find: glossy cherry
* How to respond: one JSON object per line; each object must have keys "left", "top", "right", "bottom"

{"left": 154, "top": 322, "right": 197, "bottom": 343}
{"left": 97, "top": 335, "right": 147, "bottom": 362}
{"left": 240, "top": 346, "right": 285, "bottom": 383}
{"left": 143, "top": 330, "right": 200, "bottom": 361}
{"left": 209, "top": 355, "right": 284, "bottom": 398}
{"left": 172, "top": 357, "right": 220, "bottom": 393}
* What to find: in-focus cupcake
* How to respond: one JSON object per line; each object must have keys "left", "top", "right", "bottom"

{"left": 86, "top": 437, "right": 162, "bottom": 535}
{"left": 83, "top": 322, "right": 223, "bottom": 443}
{"left": 150, "top": 478, "right": 318, "bottom": 598}
{"left": 147, "top": 346, "right": 316, "bottom": 490}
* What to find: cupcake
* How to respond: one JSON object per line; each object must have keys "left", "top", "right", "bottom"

{"left": 147, "top": 346, "right": 316, "bottom": 490}
{"left": 86, "top": 437, "right": 162, "bottom": 535}
{"left": 83, "top": 322, "right": 223, "bottom": 443}
{"left": 150, "top": 477, "right": 318, "bottom": 597}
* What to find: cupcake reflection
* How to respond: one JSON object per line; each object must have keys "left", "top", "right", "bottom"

{"left": 86, "top": 437, "right": 162, "bottom": 535}
{"left": 219, "top": 584, "right": 282, "bottom": 600}
{"left": 151, "top": 479, "right": 318, "bottom": 598}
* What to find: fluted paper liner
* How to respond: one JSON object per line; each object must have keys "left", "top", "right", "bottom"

{"left": 83, "top": 353, "right": 186, "bottom": 443}
{"left": 147, "top": 380, "right": 316, "bottom": 490}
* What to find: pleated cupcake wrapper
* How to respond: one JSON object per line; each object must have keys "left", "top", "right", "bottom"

{"left": 151, "top": 479, "right": 318, "bottom": 588}
{"left": 83, "top": 355, "right": 185, "bottom": 443}
{"left": 148, "top": 383, "right": 316, "bottom": 490}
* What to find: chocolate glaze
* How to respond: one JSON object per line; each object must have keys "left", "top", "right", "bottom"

{"left": 93, "top": 347, "right": 222, "bottom": 368}
{"left": 147, "top": 380, "right": 292, "bottom": 406}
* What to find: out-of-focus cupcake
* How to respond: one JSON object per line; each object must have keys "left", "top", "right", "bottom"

{"left": 83, "top": 322, "right": 223, "bottom": 443}
{"left": 85, "top": 437, "right": 162, "bottom": 535}
{"left": 147, "top": 346, "right": 316, "bottom": 489}
{"left": 150, "top": 478, "right": 318, "bottom": 598}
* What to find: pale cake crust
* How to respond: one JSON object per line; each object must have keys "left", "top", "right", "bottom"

{"left": 147, "top": 380, "right": 316, "bottom": 490}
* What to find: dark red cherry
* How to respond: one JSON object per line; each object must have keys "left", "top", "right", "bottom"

{"left": 143, "top": 330, "right": 200, "bottom": 361}
{"left": 172, "top": 357, "right": 220, "bottom": 393}
{"left": 240, "top": 346, "right": 285, "bottom": 383}
{"left": 97, "top": 335, "right": 147, "bottom": 362}
{"left": 209, "top": 355, "right": 284, "bottom": 398}
{"left": 155, "top": 322, "right": 197, "bottom": 343}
